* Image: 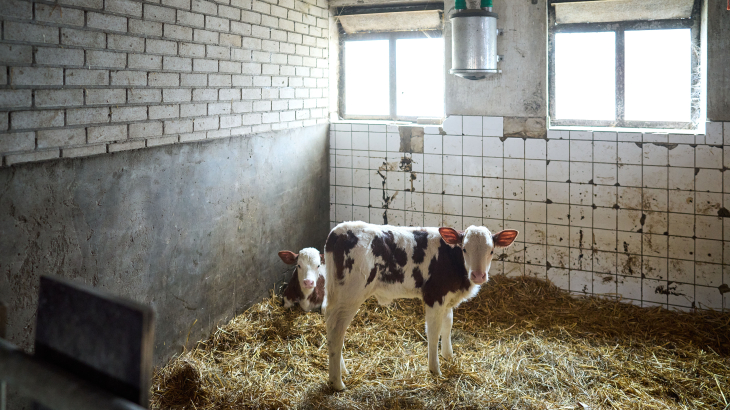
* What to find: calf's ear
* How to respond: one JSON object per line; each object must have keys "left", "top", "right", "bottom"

{"left": 320, "top": 254, "right": 325, "bottom": 265}
{"left": 439, "top": 227, "right": 464, "bottom": 246}
{"left": 278, "top": 250, "right": 298, "bottom": 264}
{"left": 493, "top": 230, "right": 519, "bottom": 247}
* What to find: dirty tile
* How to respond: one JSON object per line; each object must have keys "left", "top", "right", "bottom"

{"left": 525, "top": 201, "right": 547, "bottom": 223}
{"left": 642, "top": 143, "right": 668, "bottom": 166}
{"left": 547, "top": 160, "right": 569, "bottom": 182}
{"left": 642, "top": 233, "right": 667, "bottom": 257}
{"left": 443, "top": 214, "right": 463, "bottom": 228}
{"left": 618, "top": 164, "right": 642, "bottom": 187}
{"left": 642, "top": 278, "right": 668, "bottom": 305}
{"left": 547, "top": 203, "right": 569, "bottom": 225}
{"left": 424, "top": 212, "right": 442, "bottom": 227}
{"left": 525, "top": 138, "right": 546, "bottom": 159}
{"left": 483, "top": 157, "right": 503, "bottom": 178}
{"left": 668, "top": 167, "right": 694, "bottom": 191}
{"left": 547, "top": 139, "right": 569, "bottom": 161}
{"left": 695, "top": 145, "right": 722, "bottom": 169}
{"left": 547, "top": 267, "right": 570, "bottom": 289}
{"left": 483, "top": 136, "right": 503, "bottom": 157}
{"left": 618, "top": 132, "right": 642, "bottom": 142}
{"left": 547, "top": 182, "right": 569, "bottom": 204}
{"left": 442, "top": 115, "right": 462, "bottom": 135}
{"left": 617, "top": 142, "right": 643, "bottom": 164}
{"left": 482, "top": 116, "right": 503, "bottom": 137}
{"left": 695, "top": 286, "right": 723, "bottom": 310}
{"left": 593, "top": 228, "right": 617, "bottom": 252}
{"left": 405, "top": 211, "right": 423, "bottom": 227}
{"left": 547, "top": 224, "right": 569, "bottom": 246}
{"left": 695, "top": 262, "right": 722, "bottom": 287}
{"left": 570, "top": 162, "right": 592, "bottom": 183}
{"left": 443, "top": 155, "right": 463, "bottom": 175}
{"left": 695, "top": 169, "right": 723, "bottom": 193}
{"left": 594, "top": 163, "right": 617, "bottom": 185}
{"left": 593, "top": 185, "right": 617, "bottom": 208}
{"left": 668, "top": 191, "right": 694, "bottom": 213}
{"left": 463, "top": 135, "right": 482, "bottom": 156}
{"left": 695, "top": 192, "right": 722, "bottom": 215}
{"left": 643, "top": 211, "right": 667, "bottom": 235}
{"left": 504, "top": 199, "right": 525, "bottom": 221}
{"left": 643, "top": 133, "right": 668, "bottom": 143}
{"left": 404, "top": 191, "right": 424, "bottom": 212}
{"left": 423, "top": 133, "right": 442, "bottom": 154}
{"left": 617, "top": 275, "right": 642, "bottom": 301}
{"left": 570, "top": 270, "right": 592, "bottom": 294}
{"left": 483, "top": 177, "right": 502, "bottom": 198}
{"left": 352, "top": 206, "right": 369, "bottom": 222}
{"left": 643, "top": 166, "right": 667, "bottom": 189}
{"left": 504, "top": 138, "right": 524, "bottom": 158}
{"left": 570, "top": 131, "right": 592, "bottom": 140}
{"left": 443, "top": 194, "right": 463, "bottom": 215}
{"left": 423, "top": 154, "right": 443, "bottom": 174}
{"left": 369, "top": 132, "right": 387, "bottom": 151}
{"left": 504, "top": 158, "right": 525, "bottom": 179}
{"left": 668, "top": 144, "right": 694, "bottom": 167}
{"left": 594, "top": 141, "right": 617, "bottom": 163}
{"left": 642, "top": 256, "right": 668, "bottom": 280}
{"left": 463, "top": 196, "right": 482, "bottom": 217}
{"left": 695, "top": 239, "right": 722, "bottom": 263}
{"left": 617, "top": 187, "right": 642, "bottom": 210}
{"left": 569, "top": 226, "right": 592, "bottom": 248}
{"left": 423, "top": 193, "right": 443, "bottom": 214}
{"left": 524, "top": 243, "right": 546, "bottom": 266}
{"left": 336, "top": 167, "right": 352, "bottom": 186}
{"left": 570, "top": 183, "right": 592, "bottom": 206}
{"left": 695, "top": 215, "right": 722, "bottom": 240}
{"left": 618, "top": 232, "right": 642, "bottom": 255}
{"left": 668, "top": 236, "right": 694, "bottom": 260}
{"left": 504, "top": 179, "right": 524, "bottom": 200}
{"left": 443, "top": 135, "right": 462, "bottom": 155}
{"left": 618, "top": 209, "right": 642, "bottom": 232}
{"left": 423, "top": 173, "right": 442, "bottom": 193}
{"left": 336, "top": 204, "right": 352, "bottom": 221}
{"left": 705, "top": 121, "right": 723, "bottom": 145}
{"left": 525, "top": 180, "right": 546, "bottom": 202}
{"left": 443, "top": 174, "right": 462, "bottom": 195}
{"left": 593, "top": 207, "right": 616, "bottom": 230}
{"left": 463, "top": 176, "right": 482, "bottom": 197}
{"left": 570, "top": 140, "right": 592, "bottom": 162}
{"left": 642, "top": 188, "right": 667, "bottom": 211}
{"left": 594, "top": 251, "right": 617, "bottom": 275}
{"left": 483, "top": 198, "right": 503, "bottom": 220}
{"left": 524, "top": 222, "right": 547, "bottom": 244}
{"left": 525, "top": 159, "right": 547, "bottom": 180}
{"left": 462, "top": 116, "right": 482, "bottom": 136}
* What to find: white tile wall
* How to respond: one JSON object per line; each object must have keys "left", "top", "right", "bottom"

{"left": 329, "top": 118, "right": 730, "bottom": 313}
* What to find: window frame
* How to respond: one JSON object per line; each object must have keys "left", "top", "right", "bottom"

{"left": 547, "top": 0, "right": 702, "bottom": 131}
{"left": 336, "top": 4, "right": 444, "bottom": 122}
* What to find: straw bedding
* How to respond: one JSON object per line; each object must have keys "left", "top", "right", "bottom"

{"left": 151, "top": 275, "right": 730, "bottom": 409}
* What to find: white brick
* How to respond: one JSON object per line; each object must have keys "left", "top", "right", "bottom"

{"left": 130, "top": 19, "right": 163, "bottom": 37}
{"left": 178, "top": 131, "right": 206, "bottom": 142}
{"left": 87, "top": 12, "right": 127, "bottom": 32}
{"left": 0, "top": 132, "right": 35, "bottom": 153}
{"left": 130, "top": 121, "right": 163, "bottom": 138}
{"left": 63, "top": 144, "right": 107, "bottom": 158}
{"left": 109, "top": 139, "right": 146, "bottom": 152}
{"left": 128, "top": 89, "right": 162, "bottom": 104}
{"left": 206, "top": 16, "right": 229, "bottom": 31}
{"left": 86, "top": 50, "right": 127, "bottom": 68}
{"left": 148, "top": 72, "right": 179, "bottom": 86}
{"left": 112, "top": 106, "right": 147, "bottom": 122}
{"left": 220, "top": 33, "right": 242, "bottom": 47}
{"left": 4, "top": 22, "right": 59, "bottom": 44}
{"left": 37, "top": 128, "right": 86, "bottom": 148}
{"left": 11, "top": 110, "right": 64, "bottom": 129}
{"left": 193, "top": 116, "right": 218, "bottom": 131}
{"left": 0, "top": 113, "right": 7, "bottom": 131}
{"left": 147, "top": 39, "right": 178, "bottom": 55}
{"left": 193, "top": 29, "right": 218, "bottom": 44}
{"left": 219, "top": 88, "right": 240, "bottom": 100}
{"left": 180, "top": 103, "right": 207, "bottom": 117}
{"left": 129, "top": 54, "right": 162, "bottom": 70}
{"left": 111, "top": 70, "right": 147, "bottom": 86}
{"left": 0, "top": 0, "right": 33, "bottom": 19}
{"left": 35, "top": 89, "right": 84, "bottom": 107}
{"left": 181, "top": 73, "right": 207, "bottom": 86}
{"left": 88, "top": 124, "right": 127, "bottom": 143}
{"left": 107, "top": 0, "right": 143, "bottom": 17}
{"left": 61, "top": 28, "right": 105, "bottom": 48}
{"left": 86, "top": 89, "right": 127, "bottom": 105}
{"left": 163, "top": 89, "right": 192, "bottom": 102}
{"left": 163, "top": 0, "right": 191, "bottom": 10}
{"left": 11, "top": 67, "right": 63, "bottom": 86}
{"left": 193, "top": 59, "right": 218, "bottom": 72}
{"left": 149, "top": 104, "right": 180, "bottom": 119}
{"left": 66, "top": 69, "right": 109, "bottom": 86}
{"left": 0, "top": 90, "right": 32, "bottom": 108}
{"left": 164, "top": 24, "right": 193, "bottom": 41}
{"left": 164, "top": 119, "right": 193, "bottom": 134}
{"left": 107, "top": 34, "right": 145, "bottom": 52}
{"left": 0, "top": 44, "right": 32, "bottom": 64}
{"left": 6, "top": 149, "right": 60, "bottom": 165}
{"left": 179, "top": 43, "right": 206, "bottom": 57}
{"left": 177, "top": 10, "right": 205, "bottom": 27}
{"left": 193, "top": 89, "right": 218, "bottom": 101}
{"left": 146, "top": 135, "right": 178, "bottom": 147}
{"left": 191, "top": 0, "right": 217, "bottom": 14}
{"left": 207, "top": 102, "right": 230, "bottom": 115}
{"left": 35, "top": 4, "right": 85, "bottom": 26}
{"left": 67, "top": 107, "right": 110, "bottom": 125}
{"left": 208, "top": 74, "right": 231, "bottom": 87}
{"left": 144, "top": 4, "right": 175, "bottom": 22}
{"left": 231, "top": 22, "right": 252, "bottom": 36}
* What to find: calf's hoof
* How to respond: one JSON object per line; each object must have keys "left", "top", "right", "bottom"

{"left": 441, "top": 350, "right": 454, "bottom": 360}
{"left": 429, "top": 368, "right": 442, "bottom": 377}
{"left": 330, "top": 379, "right": 346, "bottom": 391}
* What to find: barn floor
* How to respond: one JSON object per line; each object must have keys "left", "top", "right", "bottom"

{"left": 151, "top": 276, "right": 730, "bottom": 410}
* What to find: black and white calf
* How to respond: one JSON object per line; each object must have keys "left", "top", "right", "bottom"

{"left": 278, "top": 248, "right": 325, "bottom": 312}
{"left": 323, "top": 221, "right": 518, "bottom": 391}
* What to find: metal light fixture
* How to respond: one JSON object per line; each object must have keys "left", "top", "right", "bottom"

{"left": 449, "top": 0, "right": 501, "bottom": 80}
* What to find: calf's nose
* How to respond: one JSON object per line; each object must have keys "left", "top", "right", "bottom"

{"left": 303, "top": 279, "right": 315, "bottom": 289}
{"left": 470, "top": 271, "right": 487, "bottom": 284}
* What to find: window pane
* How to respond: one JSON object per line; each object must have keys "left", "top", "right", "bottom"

{"left": 396, "top": 38, "right": 444, "bottom": 118}
{"left": 625, "top": 29, "right": 691, "bottom": 122}
{"left": 345, "top": 40, "right": 389, "bottom": 116}
{"left": 555, "top": 31, "right": 616, "bottom": 121}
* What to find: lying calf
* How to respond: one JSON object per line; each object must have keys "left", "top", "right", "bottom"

{"left": 278, "top": 248, "right": 325, "bottom": 312}
{"left": 324, "top": 222, "right": 518, "bottom": 390}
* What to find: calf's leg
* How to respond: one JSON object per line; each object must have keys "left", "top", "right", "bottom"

{"left": 440, "top": 308, "right": 454, "bottom": 360}
{"left": 326, "top": 304, "right": 359, "bottom": 391}
{"left": 425, "top": 306, "right": 445, "bottom": 376}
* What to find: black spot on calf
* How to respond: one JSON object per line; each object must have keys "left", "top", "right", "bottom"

{"left": 371, "top": 231, "right": 407, "bottom": 284}
{"left": 422, "top": 241, "right": 471, "bottom": 307}
{"left": 325, "top": 230, "right": 359, "bottom": 280}
{"left": 412, "top": 230, "right": 429, "bottom": 264}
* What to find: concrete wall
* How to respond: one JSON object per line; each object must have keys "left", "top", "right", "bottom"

{"left": 0, "top": 124, "right": 330, "bottom": 364}
{"left": 706, "top": 0, "right": 730, "bottom": 121}
{"left": 0, "top": 0, "right": 329, "bottom": 165}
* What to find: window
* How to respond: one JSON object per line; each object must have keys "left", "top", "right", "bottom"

{"left": 337, "top": 4, "right": 445, "bottom": 121}
{"left": 548, "top": 0, "right": 702, "bottom": 130}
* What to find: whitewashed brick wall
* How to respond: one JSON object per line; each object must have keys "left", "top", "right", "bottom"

{"left": 0, "top": 0, "right": 329, "bottom": 166}
{"left": 329, "top": 118, "right": 730, "bottom": 312}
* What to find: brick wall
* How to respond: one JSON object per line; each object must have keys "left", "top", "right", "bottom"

{"left": 0, "top": 0, "right": 329, "bottom": 166}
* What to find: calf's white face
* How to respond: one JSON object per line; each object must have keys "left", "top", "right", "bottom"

{"left": 278, "top": 248, "right": 323, "bottom": 290}
{"left": 439, "top": 226, "right": 519, "bottom": 285}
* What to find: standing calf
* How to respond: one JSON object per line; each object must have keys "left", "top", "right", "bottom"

{"left": 324, "top": 221, "right": 518, "bottom": 391}
{"left": 278, "top": 248, "right": 325, "bottom": 312}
